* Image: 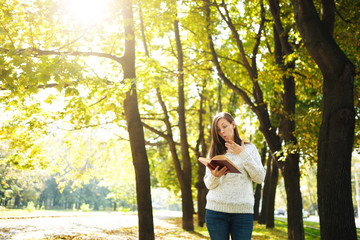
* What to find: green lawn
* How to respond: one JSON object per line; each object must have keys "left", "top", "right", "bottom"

{"left": 275, "top": 218, "right": 360, "bottom": 239}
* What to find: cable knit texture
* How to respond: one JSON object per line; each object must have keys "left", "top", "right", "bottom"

{"left": 204, "top": 143, "right": 265, "bottom": 214}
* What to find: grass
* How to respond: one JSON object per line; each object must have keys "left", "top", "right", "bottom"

{"left": 276, "top": 218, "right": 360, "bottom": 239}
{"left": 1, "top": 209, "right": 359, "bottom": 239}
{"left": 275, "top": 219, "right": 320, "bottom": 239}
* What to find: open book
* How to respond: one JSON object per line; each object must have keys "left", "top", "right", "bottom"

{"left": 198, "top": 155, "right": 241, "bottom": 174}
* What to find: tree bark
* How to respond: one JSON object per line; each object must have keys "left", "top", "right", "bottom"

{"left": 291, "top": 0, "right": 356, "bottom": 239}
{"left": 258, "top": 153, "right": 271, "bottom": 224}
{"left": 254, "top": 142, "right": 267, "bottom": 221}
{"left": 122, "top": 1, "right": 154, "bottom": 239}
{"left": 195, "top": 85, "right": 208, "bottom": 227}
{"left": 265, "top": 156, "right": 279, "bottom": 228}
{"left": 174, "top": 18, "right": 194, "bottom": 231}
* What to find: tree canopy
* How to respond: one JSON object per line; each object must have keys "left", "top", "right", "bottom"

{"left": 1, "top": 0, "right": 359, "bottom": 239}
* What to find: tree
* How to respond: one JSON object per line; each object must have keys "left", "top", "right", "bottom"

{"left": 194, "top": 80, "right": 209, "bottom": 227}
{"left": 291, "top": 1, "right": 357, "bottom": 239}
{"left": 1, "top": 0, "right": 155, "bottom": 238}
{"left": 142, "top": 86, "right": 194, "bottom": 231}
{"left": 116, "top": 1, "right": 154, "bottom": 238}
{"left": 174, "top": 18, "right": 194, "bottom": 231}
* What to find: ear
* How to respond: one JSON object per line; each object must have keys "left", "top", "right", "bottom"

{"left": 232, "top": 121, "right": 236, "bottom": 129}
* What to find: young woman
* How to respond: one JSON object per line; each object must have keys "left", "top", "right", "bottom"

{"left": 204, "top": 112, "right": 265, "bottom": 240}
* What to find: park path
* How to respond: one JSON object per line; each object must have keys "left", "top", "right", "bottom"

{"left": 0, "top": 211, "right": 182, "bottom": 239}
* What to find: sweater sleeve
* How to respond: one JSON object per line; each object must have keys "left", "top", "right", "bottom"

{"left": 239, "top": 144, "right": 265, "bottom": 184}
{"left": 204, "top": 167, "right": 221, "bottom": 190}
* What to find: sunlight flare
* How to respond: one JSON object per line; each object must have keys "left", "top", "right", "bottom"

{"left": 62, "top": 0, "right": 112, "bottom": 27}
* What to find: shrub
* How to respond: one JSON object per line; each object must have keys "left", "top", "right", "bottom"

{"left": 26, "top": 201, "right": 35, "bottom": 212}
{"left": 80, "top": 203, "right": 91, "bottom": 212}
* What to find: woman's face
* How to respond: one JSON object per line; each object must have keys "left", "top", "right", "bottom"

{"left": 216, "top": 118, "right": 235, "bottom": 142}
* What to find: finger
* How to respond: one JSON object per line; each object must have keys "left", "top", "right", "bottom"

{"left": 226, "top": 142, "right": 234, "bottom": 149}
{"left": 220, "top": 166, "right": 228, "bottom": 173}
{"left": 211, "top": 166, "right": 219, "bottom": 174}
{"left": 221, "top": 168, "right": 229, "bottom": 175}
{"left": 216, "top": 168, "right": 227, "bottom": 176}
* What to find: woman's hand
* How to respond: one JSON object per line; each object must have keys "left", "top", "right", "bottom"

{"left": 225, "top": 139, "right": 245, "bottom": 155}
{"left": 208, "top": 164, "right": 229, "bottom": 177}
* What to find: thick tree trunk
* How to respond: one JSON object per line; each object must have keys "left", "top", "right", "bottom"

{"left": 282, "top": 154, "right": 304, "bottom": 239}
{"left": 124, "top": 87, "right": 154, "bottom": 240}
{"left": 270, "top": 0, "right": 304, "bottom": 235}
{"left": 258, "top": 149, "right": 279, "bottom": 226}
{"left": 265, "top": 157, "right": 279, "bottom": 228}
{"left": 196, "top": 179, "right": 207, "bottom": 227}
{"left": 174, "top": 19, "right": 194, "bottom": 231}
{"left": 122, "top": 1, "right": 154, "bottom": 239}
{"left": 279, "top": 69, "right": 304, "bottom": 239}
{"left": 291, "top": 0, "right": 356, "bottom": 239}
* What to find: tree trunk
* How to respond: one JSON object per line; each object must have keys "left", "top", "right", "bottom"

{"left": 124, "top": 87, "right": 154, "bottom": 240}
{"left": 174, "top": 19, "right": 194, "bottom": 231}
{"left": 291, "top": 0, "right": 356, "bottom": 239}
{"left": 282, "top": 154, "right": 304, "bottom": 238}
{"left": 269, "top": 0, "right": 304, "bottom": 235}
{"left": 254, "top": 142, "right": 267, "bottom": 221}
{"left": 279, "top": 62, "right": 304, "bottom": 239}
{"left": 143, "top": 87, "right": 195, "bottom": 231}
{"left": 253, "top": 183, "right": 262, "bottom": 221}
{"left": 266, "top": 157, "right": 279, "bottom": 228}
{"left": 195, "top": 87, "right": 208, "bottom": 227}
{"left": 258, "top": 154, "right": 271, "bottom": 224}
{"left": 122, "top": 1, "right": 154, "bottom": 239}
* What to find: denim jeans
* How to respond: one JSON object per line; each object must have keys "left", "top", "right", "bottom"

{"left": 205, "top": 209, "right": 253, "bottom": 240}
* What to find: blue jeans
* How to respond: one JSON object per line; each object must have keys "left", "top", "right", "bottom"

{"left": 205, "top": 209, "right": 253, "bottom": 240}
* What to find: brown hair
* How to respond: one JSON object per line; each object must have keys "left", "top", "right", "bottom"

{"left": 209, "top": 112, "right": 243, "bottom": 158}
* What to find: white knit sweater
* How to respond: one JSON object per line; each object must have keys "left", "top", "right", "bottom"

{"left": 204, "top": 143, "right": 265, "bottom": 214}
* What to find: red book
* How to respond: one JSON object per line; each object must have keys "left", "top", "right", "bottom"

{"left": 198, "top": 155, "right": 241, "bottom": 174}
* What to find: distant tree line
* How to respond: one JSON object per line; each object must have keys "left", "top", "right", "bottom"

{"left": 0, "top": 174, "right": 133, "bottom": 211}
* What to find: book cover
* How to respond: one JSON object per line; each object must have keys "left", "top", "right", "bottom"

{"left": 198, "top": 155, "right": 241, "bottom": 173}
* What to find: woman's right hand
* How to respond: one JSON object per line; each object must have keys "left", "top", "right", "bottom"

{"left": 208, "top": 164, "right": 229, "bottom": 177}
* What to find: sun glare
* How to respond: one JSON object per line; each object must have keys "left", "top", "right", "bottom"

{"left": 62, "top": 0, "right": 111, "bottom": 27}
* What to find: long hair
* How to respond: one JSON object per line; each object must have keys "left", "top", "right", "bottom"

{"left": 209, "top": 112, "right": 243, "bottom": 158}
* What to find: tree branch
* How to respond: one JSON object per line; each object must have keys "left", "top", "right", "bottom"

{"left": 215, "top": 0, "right": 254, "bottom": 79}
{"left": 142, "top": 122, "right": 169, "bottom": 140}
{"left": 0, "top": 47, "right": 125, "bottom": 65}
{"left": 204, "top": 0, "right": 255, "bottom": 108}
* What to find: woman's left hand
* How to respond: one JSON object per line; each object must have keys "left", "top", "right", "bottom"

{"left": 225, "top": 139, "right": 245, "bottom": 155}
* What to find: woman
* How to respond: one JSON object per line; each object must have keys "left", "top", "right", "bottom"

{"left": 204, "top": 112, "right": 265, "bottom": 240}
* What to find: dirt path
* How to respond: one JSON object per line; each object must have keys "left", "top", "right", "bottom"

{"left": 0, "top": 211, "right": 182, "bottom": 239}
